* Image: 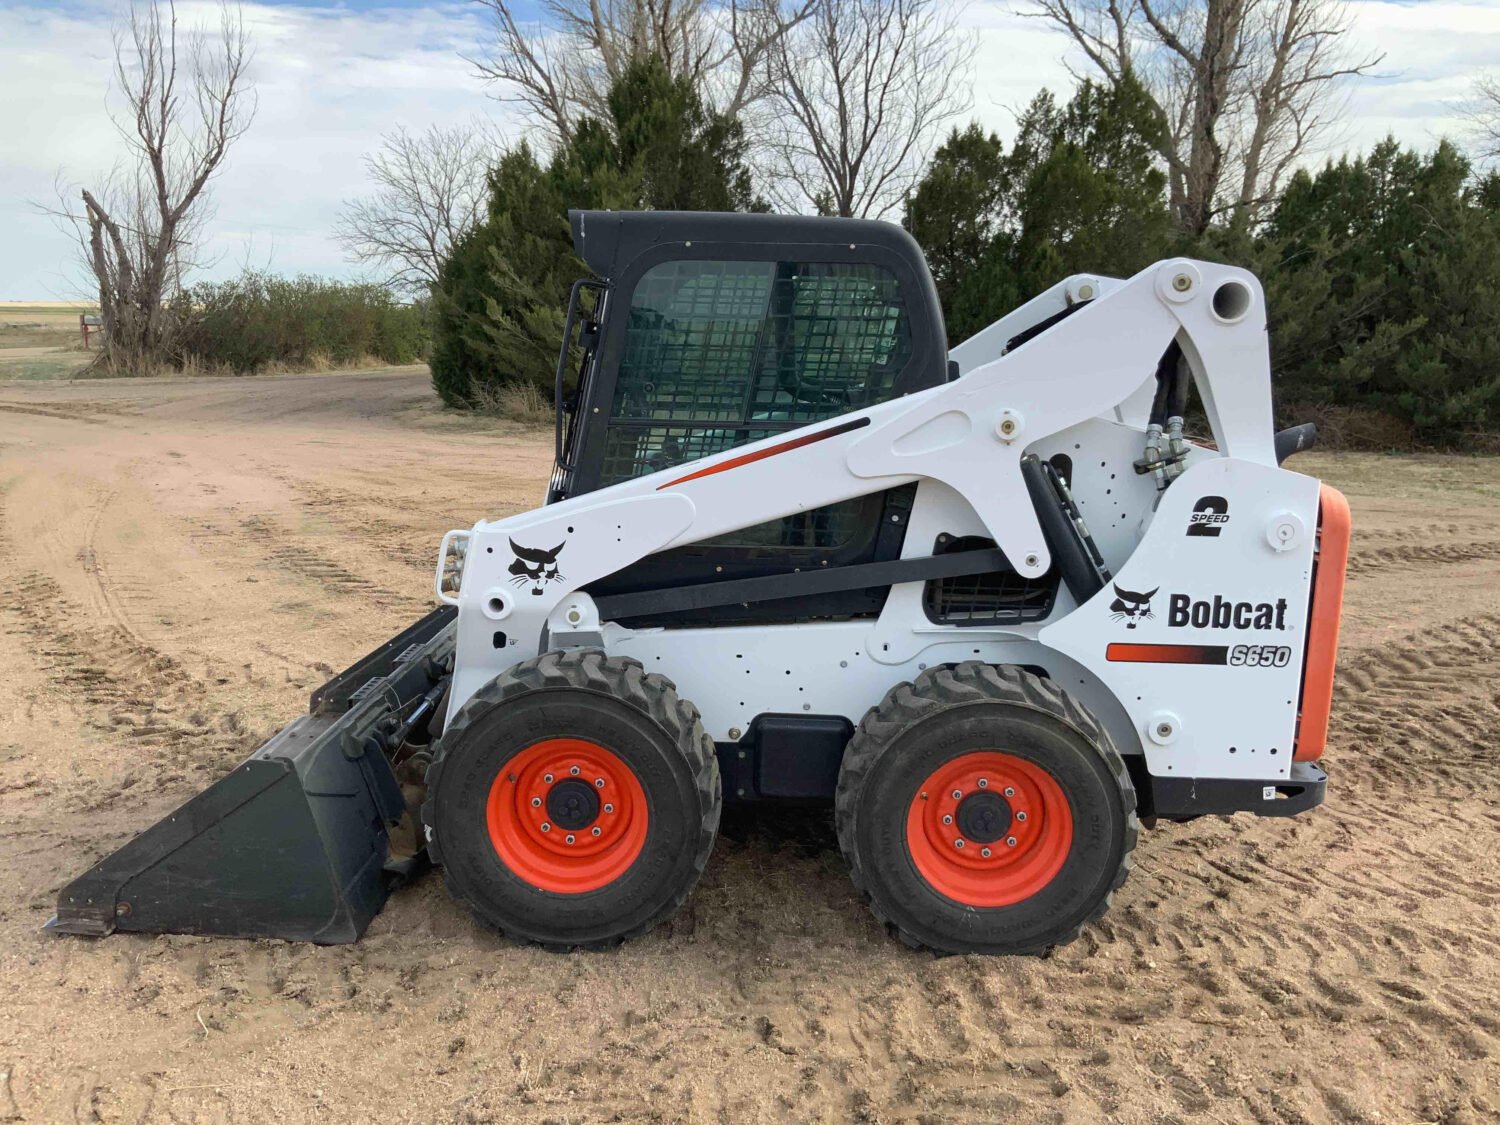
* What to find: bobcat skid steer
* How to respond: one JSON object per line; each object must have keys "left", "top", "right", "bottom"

{"left": 49, "top": 211, "right": 1350, "bottom": 955}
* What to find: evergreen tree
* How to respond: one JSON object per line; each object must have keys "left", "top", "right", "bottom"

{"left": 608, "top": 60, "right": 758, "bottom": 212}
{"left": 905, "top": 77, "right": 1172, "bottom": 346}
{"left": 902, "top": 124, "right": 1007, "bottom": 325}
{"left": 1258, "top": 139, "right": 1500, "bottom": 440}
{"left": 430, "top": 58, "right": 761, "bottom": 408}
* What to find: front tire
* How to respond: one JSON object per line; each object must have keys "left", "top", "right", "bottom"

{"left": 424, "top": 651, "right": 720, "bottom": 950}
{"left": 836, "top": 662, "right": 1136, "bottom": 955}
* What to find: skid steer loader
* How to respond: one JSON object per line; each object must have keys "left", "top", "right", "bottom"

{"left": 49, "top": 210, "right": 1350, "bottom": 955}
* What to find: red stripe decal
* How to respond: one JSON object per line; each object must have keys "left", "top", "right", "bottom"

{"left": 1106, "top": 643, "right": 1229, "bottom": 665}
{"left": 656, "top": 417, "right": 870, "bottom": 491}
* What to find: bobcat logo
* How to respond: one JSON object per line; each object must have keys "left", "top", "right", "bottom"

{"left": 1109, "top": 584, "right": 1158, "bottom": 629}
{"left": 509, "top": 538, "right": 566, "bottom": 595}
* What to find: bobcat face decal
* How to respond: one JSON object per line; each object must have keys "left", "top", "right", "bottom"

{"left": 1109, "top": 584, "right": 1158, "bottom": 629}
{"left": 509, "top": 538, "right": 566, "bottom": 595}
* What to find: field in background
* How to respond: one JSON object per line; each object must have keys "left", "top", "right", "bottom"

{"left": 0, "top": 301, "right": 92, "bottom": 344}
{"left": 0, "top": 370, "right": 1496, "bottom": 1121}
{"left": 0, "top": 301, "right": 94, "bottom": 378}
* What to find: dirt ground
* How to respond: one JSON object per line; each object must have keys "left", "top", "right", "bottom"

{"left": 1, "top": 369, "right": 1497, "bottom": 1123}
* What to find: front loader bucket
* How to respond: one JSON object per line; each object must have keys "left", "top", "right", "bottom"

{"left": 47, "top": 607, "right": 456, "bottom": 944}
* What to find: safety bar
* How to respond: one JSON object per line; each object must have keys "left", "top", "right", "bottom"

{"left": 554, "top": 278, "right": 608, "bottom": 476}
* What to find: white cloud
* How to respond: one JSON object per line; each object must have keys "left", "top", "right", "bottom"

{"left": 0, "top": 0, "right": 521, "bottom": 299}
{"left": 1, "top": 0, "right": 1497, "bottom": 299}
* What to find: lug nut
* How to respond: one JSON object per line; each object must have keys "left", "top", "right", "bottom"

{"left": 540, "top": 822, "right": 551, "bottom": 832}
{"left": 543, "top": 773, "right": 554, "bottom": 783}
{"left": 570, "top": 765, "right": 581, "bottom": 776}
{"left": 604, "top": 803, "right": 615, "bottom": 814}
{"left": 953, "top": 839, "right": 965, "bottom": 849}
{"left": 1004, "top": 787, "right": 1015, "bottom": 797}
{"left": 1016, "top": 811, "right": 1028, "bottom": 822}
{"left": 942, "top": 814, "right": 953, "bottom": 825}
{"left": 1006, "top": 836, "right": 1017, "bottom": 847}
{"left": 565, "top": 834, "right": 575, "bottom": 845}
{"left": 951, "top": 789, "right": 962, "bottom": 800}
{"left": 594, "top": 778, "right": 605, "bottom": 788}
{"left": 591, "top": 826, "right": 602, "bottom": 837}
{"left": 981, "top": 847, "right": 992, "bottom": 858}
{"left": 530, "top": 796, "right": 542, "bottom": 808}
{"left": 977, "top": 778, "right": 988, "bottom": 788}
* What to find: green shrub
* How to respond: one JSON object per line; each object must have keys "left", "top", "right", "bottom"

{"left": 177, "top": 273, "right": 428, "bottom": 373}
{"left": 1251, "top": 140, "right": 1500, "bottom": 445}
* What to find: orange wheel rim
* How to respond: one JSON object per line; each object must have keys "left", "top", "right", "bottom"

{"left": 486, "top": 738, "right": 648, "bottom": 893}
{"left": 905, "top": 751, "right": 1073, "bottom": 907}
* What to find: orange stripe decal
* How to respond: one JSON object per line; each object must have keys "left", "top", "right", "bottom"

{"left": 1106, "top": 643, "right": 1229, "bottom": 665}
{"left": 1294, "top": 486, "right": 1352, "bottom": 761}
{"left": 656, "top": 418, "right": 870, "bottom": 490}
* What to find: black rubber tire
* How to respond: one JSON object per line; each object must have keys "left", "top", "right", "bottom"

{"left": 422, "top": 650, "right": 720, "bottom": 950}
{"left": 836, "top": 662, "right": 1137, "bottom": 955}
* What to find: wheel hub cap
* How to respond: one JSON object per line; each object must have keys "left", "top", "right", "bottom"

{"left": 546, "top": 778, "right": 600, "bottom": 830}
{"left": 955, "top": 790, "right": 1011, "bottom": 843}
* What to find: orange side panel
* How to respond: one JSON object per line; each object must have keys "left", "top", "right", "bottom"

{"left": 1294, "top": 485, "right": 1352, "bottom": 761}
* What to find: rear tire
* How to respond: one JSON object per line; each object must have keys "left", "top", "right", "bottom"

{"left": 424, "top": 651, "right": 720, "bottom": 950}
{"left": 836, "top": 662, "right": 1136, "bottom": 955}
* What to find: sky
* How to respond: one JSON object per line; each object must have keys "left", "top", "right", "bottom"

{"left": 2, "top": 0, "right": 1498, "bottom": 300}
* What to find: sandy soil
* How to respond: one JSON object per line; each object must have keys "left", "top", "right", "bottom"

{"left": 1, "top": 369, "right": 1497, "bottom": 1123}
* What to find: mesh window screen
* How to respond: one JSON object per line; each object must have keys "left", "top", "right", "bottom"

{"left": 603, "top": 260, "right": 912, "bottom": 550}
{"left": 609, "top": 260, "right": 910, "bottom": 449}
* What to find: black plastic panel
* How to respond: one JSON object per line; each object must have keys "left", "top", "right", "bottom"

{"left": 716, "top": 714, "right": 854, "bottom": 802}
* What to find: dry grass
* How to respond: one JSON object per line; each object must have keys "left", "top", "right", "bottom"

{"left": 466, "top": 380, "right": 553, "bottom": 426}
{"left": 0, "top": 326, "right": 80, "bottom": 350}
{"left": 0, "top": 353, "right": 89, "bottom": 381}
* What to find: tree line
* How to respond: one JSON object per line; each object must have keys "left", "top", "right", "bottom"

{"left": 908, "top": 85, "right": 1500, "bottom": 447}
{"left": 415, "top": 1, "right": 1500, "bottom": 447}
{"left": 59, "top": 1, "right": 1500, "bottom": 448}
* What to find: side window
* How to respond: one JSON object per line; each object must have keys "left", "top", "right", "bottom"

{"left": 600, "top": 259, "right": 913, "bottom": 490}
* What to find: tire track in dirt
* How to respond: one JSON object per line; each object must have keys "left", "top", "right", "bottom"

{"left": 0, "top": 570, "right": 261, "bottom": 810}
{"left": 0, "top": 487, "right": 264, "bottom": 816}
{"left": 192, "top": 512, "right": 430, "bottom": 614}
{"left": 1347, "top": 538, "right": 1500, "bottom": 575}
{"left": 793, "top": 610, "right": 1500, "bottom": 1121}
{"left": 74, "top": 485, "right": 150, "bottom": 650}
{"left": 0, "top": 400, "right": 139, "bottom": 423}
{"left": 1345, "top": 517, "right": 1500, "bottom": 576}
{"left": 272, "top": 474, "right": 451, "bottom": 574}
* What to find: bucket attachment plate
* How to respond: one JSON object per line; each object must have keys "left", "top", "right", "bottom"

{"left": 47, "top": 606, "right": 456, "bottom": 944}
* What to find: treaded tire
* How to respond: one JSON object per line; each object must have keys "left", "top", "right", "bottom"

{"left": 423, "top": 650, "right": 720, "bottom": 950}
{"left": 836, "top": 662, "right": 1137, "bottom": 955}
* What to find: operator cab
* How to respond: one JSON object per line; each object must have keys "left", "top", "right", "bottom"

{"left": 551, "top": 210, "right": 965, "bottom": 628}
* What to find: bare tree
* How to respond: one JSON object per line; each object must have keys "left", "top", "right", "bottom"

{"left": 470, "top": 0, "right": 816, "bottom": 146}
{"left": 1466, "top": 74, "right": 1500, "bottom": 164}
{"left": 1030, "top": 0, "right": 1380, "bottom": 232}
{"left": 55, "top": 0, "right": 255, "bottom": 374}
{"left": 335, "top": 122, "right": 498, "bottom": 295}
{"left": 760, "top": 0, "right": 973, "bottom": 218}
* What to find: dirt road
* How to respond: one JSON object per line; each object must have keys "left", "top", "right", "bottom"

{"left": 1, "top": 369, "right": 1497, "bottom": 1122}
